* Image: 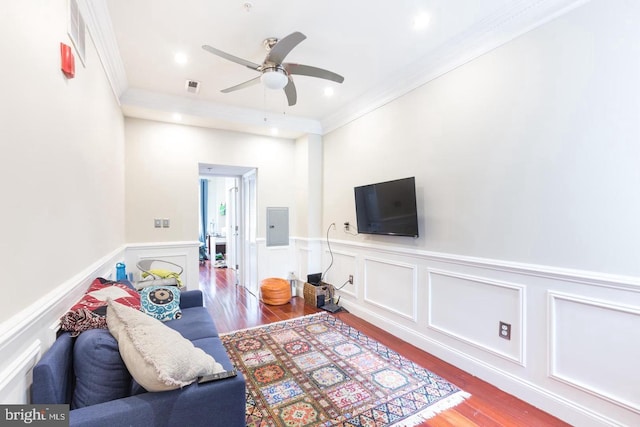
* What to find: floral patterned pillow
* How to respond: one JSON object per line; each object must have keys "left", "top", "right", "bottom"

{"left": 60, "top": 277, "right": 141, "bottom": 335}
{"left": 139, "top": 285, "right": 182, "bottom": 321}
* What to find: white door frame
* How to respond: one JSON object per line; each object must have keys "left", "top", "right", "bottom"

{"left": 242, "top": 169, "right": 258, "bottom": 295}
{"left": 198, "top": 164, "right": 257, "bottom": 290}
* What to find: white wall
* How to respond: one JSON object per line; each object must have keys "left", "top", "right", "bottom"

{"left": 124, "top": 118, "right": 300, "bottom": 286}
{"left": 321, "top": 1, "right": 640, "bottom": 425}
{"left": 0, "top": 0, "right": 126, "bottom": 324}
{"left": 124, "top": 118, "right": 297, "bottom": 243}
{"left": 292, "top": 134, "right": 323, "bottom": 283}
{"left": 0, "top": 0, "right": 125, "bottom": 403}
{"left": 325, "top": 0, "right": 640, "bottom": 276}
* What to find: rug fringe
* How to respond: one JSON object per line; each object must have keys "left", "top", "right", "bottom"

{"left": 390, "top": 390, "right": 471, "bottom": 427}
{"left": 219, "top": 312, "right": 327, "bottom": 336}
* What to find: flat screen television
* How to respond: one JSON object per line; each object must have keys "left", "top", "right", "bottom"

{"left": 354, "top": 177, "right": 419, "bottom": 237}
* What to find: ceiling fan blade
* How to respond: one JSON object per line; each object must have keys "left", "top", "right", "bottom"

{"left": 221, "top": 76, "right": 261, "bottom": 93}
{"left": 266, "top": 32, "right": 306, "bottom": 64}
{"left": 202, "top": 45, "right": 261, "bottom": 70}
{"left": 283, "top": 78, "right": 297, "bottom": 106}
{"left": 283, "top": 63, "right": 344, "bottom": 83}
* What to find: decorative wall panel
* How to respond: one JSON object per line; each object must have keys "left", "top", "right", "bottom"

{"left": 549, "top": 292, "right": 640, "bottom": 413}
{"left": 363, "top": 257, "right": 418, "bottom": 321}
{"left": 428, "top": 269, "right": 525, "bottom": 364}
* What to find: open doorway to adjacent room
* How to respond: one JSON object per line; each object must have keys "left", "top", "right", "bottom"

{"left": 199, "top": 163, "right": 257, "bottom": 291}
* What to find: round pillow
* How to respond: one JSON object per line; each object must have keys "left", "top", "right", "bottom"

{"left": 260, "top": 278, "right": 291, "bottom": 305}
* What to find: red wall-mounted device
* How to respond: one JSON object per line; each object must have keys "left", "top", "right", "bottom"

{"left": 60, "top": 42, "right": 75, "bottom": 78}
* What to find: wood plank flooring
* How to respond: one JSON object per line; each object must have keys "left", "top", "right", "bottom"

{"left": 199, "top": 263, "right": 570, "bottom": 427}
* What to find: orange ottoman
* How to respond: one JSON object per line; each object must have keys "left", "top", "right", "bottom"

{"left": 260, "top": 278, "right": 291, "bottom": 305}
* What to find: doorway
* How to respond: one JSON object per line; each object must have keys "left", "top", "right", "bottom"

{"left": 199, "top": 164, "right": 257, "bottom": 290}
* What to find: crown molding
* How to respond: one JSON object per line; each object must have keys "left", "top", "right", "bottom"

{"left": 121, "top": 88, "right": 322, "bottom": 138}
{"left": 320, "top": 0, "right": 591, "bottom": 134}
{"left": 80, "top": 0, "right": 128, "bottom": 101}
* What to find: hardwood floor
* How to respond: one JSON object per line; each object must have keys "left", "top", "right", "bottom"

{"left": 199, "top": 262, "right": 570, "bottom": 427}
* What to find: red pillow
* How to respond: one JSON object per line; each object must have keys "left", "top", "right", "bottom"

{"left": 60, "top": 277, "right": 141, "bottom": 335}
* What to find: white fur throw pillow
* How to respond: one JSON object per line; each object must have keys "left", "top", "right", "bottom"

{"left": 106, "top": 299, "right": 224, "bottom": 392}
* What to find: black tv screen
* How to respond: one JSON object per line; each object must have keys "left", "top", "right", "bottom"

{"left": 354, "top": 177, "right": 419, "bottom": 237}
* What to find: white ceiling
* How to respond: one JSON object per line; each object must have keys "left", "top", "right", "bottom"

{"left": 93, "top": 0, "right": 586, "bottom": 138}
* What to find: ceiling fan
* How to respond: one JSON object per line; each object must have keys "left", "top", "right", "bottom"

{"left": 202, "top": 31, "right": 344, "bottom": 106}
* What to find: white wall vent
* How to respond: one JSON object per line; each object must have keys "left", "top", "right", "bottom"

{"left": 185, "top": 80, "right": 201, "bottom": 94}
{"left": 68, "top": 0, "right": 86, "bottom": 65}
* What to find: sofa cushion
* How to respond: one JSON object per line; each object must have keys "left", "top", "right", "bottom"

{"left": 106, "top": 300, "right": 225, "bottom": 392}
{"left": 72, "top": 329, "right": 132, "bottom": 409}
{"left": 31, "top": 333, "right": 75, "bottom": 405}
{"left": 60, "top": 278, "right": 141, "bottom": 335}
{"left": 139, "top": 285, "right": 182, "bottom": 321}
{"left": 164, "top": 307, "right": 219, "bottom": 341}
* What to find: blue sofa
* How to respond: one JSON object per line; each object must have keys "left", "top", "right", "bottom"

{"left": 32, "top": 290, "right": 246, "bottom": 427}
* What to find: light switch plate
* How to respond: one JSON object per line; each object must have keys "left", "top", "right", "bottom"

{"left": 162, "top": 218, "right": 170, "bottom": 228}
{"left": 154, "top": 219, "right": 162, "bottom": 228}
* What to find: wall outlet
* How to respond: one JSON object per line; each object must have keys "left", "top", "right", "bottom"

{"left": 344, "top": 221, "right": 350, "bottom": 231}
{"left": 348, "top": 275, "right": 353, "bottom": 284}
{"left": 154, "top": 218, "right": 162, "bottom": 228}
{"left": 499, "top": 321, "right": 511, "bottom": 340}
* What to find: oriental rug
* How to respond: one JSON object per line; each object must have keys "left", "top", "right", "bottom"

{"left": 220, "top": 313, "right": 469, "bottom": 427}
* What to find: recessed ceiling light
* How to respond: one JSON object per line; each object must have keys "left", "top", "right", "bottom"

{"left": 172, "top": 113, "right": 182, "bottom": 121}
{"left": 413, "top": 12, "right": 430, "bottom": 31}
{"left": 174, "top": 52, "right": 188, "bottom": 65}
{"left": 324, "top": 87, "right": 334, "bottom": 97}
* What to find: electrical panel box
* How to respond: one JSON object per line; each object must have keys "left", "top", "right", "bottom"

{"left": 266, "top": 207, "right": 289, "bottom": 247}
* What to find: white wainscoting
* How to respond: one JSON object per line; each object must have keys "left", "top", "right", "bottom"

{"left": 317, "top": 238, "right": 640, "bottom": 427}
{"left": 256, "top": 238, "right": 295, "bottom": 282}
{"left": 427, "top": 268, "right": 525, "bottom": 365}
{"left": 294, "top": 238, "right": 324, "bottom": 297}
{"left": 0, "top": 247, "right": 124, "bottom": 403}
{"left": 323, "top": 249, "right": 358, "bottom": 299}
{"left": 5, "top": 235, "right": 639, "bottom": 426}
{"left": 0, "top": 241, "right": 202, "bottom": 405}
{"left": 295, "top": 245, "right": 312, "bottom": 296}
{"left": 363, "top": 257, "right": 418, "bottom": 322}
{"left": 124, "top": 241, "right": 200, "bottom": 290}
{"left": 294, "top": 237, "right": 322, "bottom": 278}
{"left": 0, "top": 340, "right": 41, "bottom": 403}
{"left": 549, "top": 292, "right": 640, "bottom": 414}
{"left": 296, "top": 246, "right": 312, "bottom": 280}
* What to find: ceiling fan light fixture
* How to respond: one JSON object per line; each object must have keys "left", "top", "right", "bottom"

{"left": 261, "top": 68, "right": 288, "bottom": 90}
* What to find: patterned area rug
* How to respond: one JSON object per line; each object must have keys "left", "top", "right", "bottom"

{"left": 220, "top": 313, "right": 470, "bottom": 426}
